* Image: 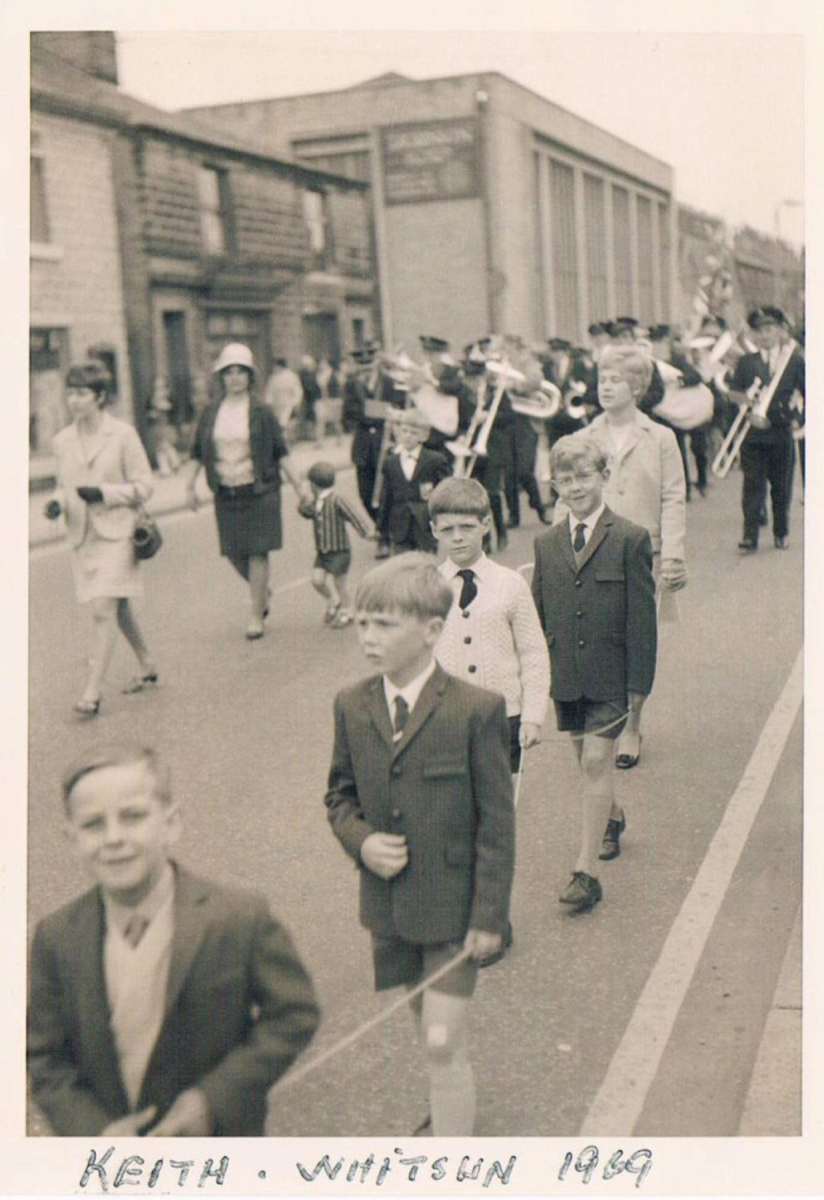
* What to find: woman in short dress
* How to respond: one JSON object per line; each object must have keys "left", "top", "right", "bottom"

{"left": 43, "top": 361, "right": 157, "bottom": 716}
{"left": 185, "top": 343, "right": 309, "bottom": 639}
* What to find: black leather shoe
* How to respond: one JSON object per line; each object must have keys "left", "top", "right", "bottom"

{"left": 615, "top": 735, "right": 641, "bottom": 770}
{"left": 738, "top": 539, "right": 758, "bottom": 554}
{"left": 599, "top": 811, "right": 626, "bottom": 860}
{"left": 538, "top": 507, "right": 553, "bottom": 525}
{"left": 478, "top": 921, "right": 513, "bottom": 969}
{"left": 375, "top": 542, "right": 391, "bottom": 560}
{"left": 559, "top": 872, "right": 602, "bottom": 912}
{"left": 774, "top": 535, "right": 789, "bottom": 550}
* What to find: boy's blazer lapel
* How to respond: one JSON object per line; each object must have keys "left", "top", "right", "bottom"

{"left": 392, "top": 666, "right": 448, "bottom": 759}
{"left": 164, "top": 868, "right": 213, "bottom": 1015}
{"left": 366, "top": 677, "right": 395, "bottom": 747}
{"left": 576, "top": 509, "right": 613, "bottom": 572}
{"left": 73, "top": 891, "right": 129, "bottom": 1111}
{"left": 557, "top": 523, "right": 578, "bottom": 574}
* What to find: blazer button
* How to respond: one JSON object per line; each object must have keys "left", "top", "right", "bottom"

{"left": 578, "top": 639, "right": 585, "bottom": 648}
{"left": 576, "top": 610, "right": 583, "bottom": 618}
{"left": 390, "top": 764, "right": 402, "bottom": 777}
{"left": 575, "top": 579, "right": 582, "bottom": 588}
{"left": 468, "top": 664, "right": 477, "bottom": 673}
{"left": 392, "top": 808, "right": 402, "bottom": 820}
{"left": 464, "top": 636, "right": 472, "bottom": 644}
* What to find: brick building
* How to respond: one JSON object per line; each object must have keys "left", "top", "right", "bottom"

{"left": 188, "top": 71, "right": 677, "bottom": 352}
{"left": 30, "top": 34, "right": 378, "bottom": 470}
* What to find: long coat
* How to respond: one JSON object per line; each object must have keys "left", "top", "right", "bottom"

{"left": 325, "top": 664, "right": 515, "bottom": 943}
{"left": 27, "top": 868, "right": 320, "bottom": 1136}
{"left": 532, "top": 507, "right": 657, "bottom": 701}
{"left": 51, "top": 412, "right": 153, "bottom": 548}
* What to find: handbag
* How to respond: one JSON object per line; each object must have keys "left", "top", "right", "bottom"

{"left": 133, "top": 506, "right": 163, "bottom": 560}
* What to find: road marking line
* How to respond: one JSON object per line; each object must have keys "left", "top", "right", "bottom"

{"left": 581, "top": 648, "right": 802, "bottom": 1134}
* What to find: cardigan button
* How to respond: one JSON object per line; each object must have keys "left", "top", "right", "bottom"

{"left": 578, "top": 639, "right": 585, "bottom": 648}
{"left": 464, "top": 636, "right": 472, "bottom": 644}
{"left": 468, "top": 665, "right": 477, "bottom": 673}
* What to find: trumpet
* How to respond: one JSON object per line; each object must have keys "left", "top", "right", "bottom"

{"left": 712, "top": 339, "right": 798, "bottom": 478}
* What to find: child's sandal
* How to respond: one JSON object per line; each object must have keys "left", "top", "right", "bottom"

{"left": 331, "top": 610, "right": 353, "bottom": 629}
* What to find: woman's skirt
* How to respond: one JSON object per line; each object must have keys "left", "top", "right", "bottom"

{"left": 72, "top": 527, "right": 142, "bottom": 604}
{"left": 215, "top": 485, "right": 283, "bottom": 558}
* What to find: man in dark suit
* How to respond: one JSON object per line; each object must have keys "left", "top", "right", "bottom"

{"left": 377, "top": 410, "right": 450, "bottom": 553}
{"left": 325, "top": 553, "right": 514, "bottom": 1136}
{"left": 532, "top": 437, "right": 656, "bottom": 911}
{"left": 730, "top": 307, "right": 804, "bottom": 552}
{"left": 28, "top": 746, "right": 319, "bottom": 1136}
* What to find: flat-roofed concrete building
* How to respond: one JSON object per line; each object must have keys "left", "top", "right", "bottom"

{"left": 188, "top": 71, "right": 676, "bottom": 353}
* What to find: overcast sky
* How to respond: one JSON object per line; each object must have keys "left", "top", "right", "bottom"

{"left": 115, "top": 29, "right": 805, "bottom": 247}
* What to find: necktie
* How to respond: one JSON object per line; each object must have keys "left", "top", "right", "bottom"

{"left": 123, "top": 913, "right": 149, "bottom": 949}
{"left": 456, "top": 568, "right": 478, "bottom": 610}
{"left": 573, "top": 523, "right": 587, "bottom": 553}
{"left": 393, "top": 695, "right": 409, "bottom": 736}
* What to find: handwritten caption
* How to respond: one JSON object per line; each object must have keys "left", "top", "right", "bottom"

{"left": 78, "top": 1144, "right": 653, "bottom": 1191}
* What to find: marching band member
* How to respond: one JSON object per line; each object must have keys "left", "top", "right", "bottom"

{"left": 649, "top": 324, "right": 709, "bottom": 499}
{"left": 730, "top": 307, "right": 804, "bottom": 553}
{"left": 342, "top": 344, "right": 397, "bottom": 559}
{"left": 509, "top": 358, "right": 554, "bottom": 527}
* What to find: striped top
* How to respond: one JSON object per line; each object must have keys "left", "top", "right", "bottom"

{"left": 308, "top": 489, "right": 370, "bottom": 553}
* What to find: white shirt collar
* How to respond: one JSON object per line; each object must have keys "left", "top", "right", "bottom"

{"left": 103, "top": 860, "right": 176, "bottom": 939}
{"left": 400, "top": 444, "right": 421, "bottom": 459}
{"left": 568, "top": 502, "right": 606, "bottom": 537}
{"left": 383, "top": 658, "right": 437, "bottom": 725}
{"left": 441, "top": 551, "right": 489, "bottom": 581}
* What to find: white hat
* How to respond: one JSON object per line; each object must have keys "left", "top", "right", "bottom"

{"left": 212, "top": 342, "right": 257, "bottom": 376}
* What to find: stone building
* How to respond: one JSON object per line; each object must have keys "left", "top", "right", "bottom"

{"left": 30, "top": 33, "right": 377, "bottom": 471}
{"left": 187, "top": 71, "right": 677, "bottom": 352}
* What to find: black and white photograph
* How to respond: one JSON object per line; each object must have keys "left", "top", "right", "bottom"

{"left": 6, "top": 1, "right": 822, "bottom": 1193}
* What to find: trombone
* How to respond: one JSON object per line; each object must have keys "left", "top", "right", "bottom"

{"left": 712, "top": 338, "right": 798, "bottom": 478}
{"left": 447, "top": 360, "right": 525, "bottom": 478}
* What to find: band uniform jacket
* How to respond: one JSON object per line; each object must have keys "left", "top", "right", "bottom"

{"left": 325, "top": 664, "right": 515, "bottom": 943}
{"left": 27, "top": 867, "right": 320, "bottom": 1136}
{"left": 51, "top": 412, "right": 153, "bottom": 548}
{"left": 377, "top": 446, "right": 450, "bottom": 546}
{"left": 730, "top": 347, "right": 805, "bottom": 441}
{"left": 532, "top": 507, "right": 657, "bottom": 701}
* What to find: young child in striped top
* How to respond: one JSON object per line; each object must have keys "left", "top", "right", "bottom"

{"left": 300, "top": 461, "right": 375, "bottom": 627}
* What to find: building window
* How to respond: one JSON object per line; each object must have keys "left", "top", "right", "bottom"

{"left": 352, "top": 317, "right": 365, "bottom": 348}
{"left": 612, "top": 185, "right": 633, "bottom": 315}
{"left": 658, "top": 203, "right": 671, "bottom": 320}
{"left": 584, "top": 173, "right": 608, "bottom": 323}
{"left": 636, "top": 195, "right": 655, "bottom": 324}
{"left": 303, "top": 190, "right": 329, "bottom": 269}
{"left": 549, "top": 159, "right": 579, "bottom": 338}
{"left": 31, "top": 156, "right": 50, "bottom": 243}
{"left": 197, "top": 166, "right": 231, "bottom": 255}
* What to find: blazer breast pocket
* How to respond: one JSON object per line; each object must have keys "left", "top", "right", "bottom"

{"left": 422, "top": 757, "right": 467, "bottom": 779}
{"left": 595, "top": 568, "right": 626, "bottom": 583}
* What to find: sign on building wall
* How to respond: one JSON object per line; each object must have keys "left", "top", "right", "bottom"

{"left": 380, "top": 118, "right": 480, "bottom": 205}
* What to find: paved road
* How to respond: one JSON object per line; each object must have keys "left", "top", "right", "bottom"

{"left": 27, "top": 466, "right": 802, "bottom": 1136}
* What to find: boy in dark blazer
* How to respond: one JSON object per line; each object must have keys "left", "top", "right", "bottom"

{"left": 377, "top": 410, "right": 450, "bottom": 554}
{"left": 325, "top": 553, "right": 514, "bottom": 1136}
{"left": 532, "top": 436, "right": 656, "bottom": 912}
{"left": 27, "top": 746, "right": 319, "bottom": 1136}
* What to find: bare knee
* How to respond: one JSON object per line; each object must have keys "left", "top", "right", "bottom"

{"left": 424, "top": 1020, "right": 459, "bottom": 1066}
{"left": 580, "top": 739, "right": 612, "bottom": 779}
{"left": 91, "top": 599, "right": 117, "bottom": 626}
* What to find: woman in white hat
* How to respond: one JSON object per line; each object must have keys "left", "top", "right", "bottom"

{"left": 185, "top": 343, "right": 309, "bottom": 638}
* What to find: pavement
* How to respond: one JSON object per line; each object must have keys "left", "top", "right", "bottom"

{"left": 28, "top": 433, "right": 356, "bottom": 548}
{"left": 27, "top": 461, "right": 803, "bottom": 1137}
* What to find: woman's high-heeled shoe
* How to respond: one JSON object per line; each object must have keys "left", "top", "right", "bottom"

{"left": 122, "top": 672, "right": 159, "bottom": 694}
{"left": 73, "top": 698, "right": 101, "bottom": 718}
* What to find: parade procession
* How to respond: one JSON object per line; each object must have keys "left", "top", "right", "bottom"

{"left": 25, "top": 30, "right": 804, "bottom": 1148}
